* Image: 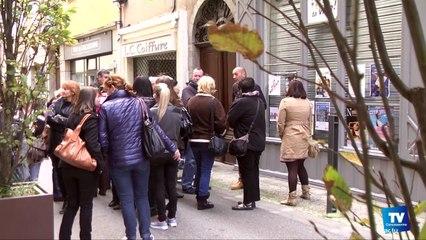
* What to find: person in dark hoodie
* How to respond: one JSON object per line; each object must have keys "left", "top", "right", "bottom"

{"left": 227, "top": 77, "right": 266, "bottom": 210}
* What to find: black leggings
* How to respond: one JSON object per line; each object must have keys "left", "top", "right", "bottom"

{"left": 285, "top": 159, "right": 308, "bottom": 192}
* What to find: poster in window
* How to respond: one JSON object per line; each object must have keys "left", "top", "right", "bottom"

{"left": 315, "top": 102, "right": 330, "bottom": 131}
{"left": 370, "top": 64, "right": 390, "bottom": 97}
{"left": 368, "top": 105, "right": 394, "bottom": 149}
{"left": 268, "top": 74, "right": 281, "bottom": 96}
{"left": 270, "top": 107, "right": 279, "bottom": 122}
{"left": 348, "top": 64, "right": 366, "bottom": 97}
{"left": 307, "top": 0, "right": 338, "bottom": 24}
{"left": 345, "top": 107, "right": 362, "bottom": 148}
{"left": 315, "top": 68, "right": 331, "bottom": 98}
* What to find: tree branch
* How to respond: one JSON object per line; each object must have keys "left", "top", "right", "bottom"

{"left": 402, "top": 0, "right": 426, "bottom": 88}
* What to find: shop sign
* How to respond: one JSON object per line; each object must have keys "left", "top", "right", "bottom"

{"left": 64, "top": 31, "right": 112, "bottom": 60}
{"left": 307, "top": 0, "right": 338, "bottom": 24}
{"left": 123, "top": 35, "right": 176, "bottom": 57}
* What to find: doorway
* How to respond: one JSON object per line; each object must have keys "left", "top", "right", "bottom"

{"left": 193, "top": 0, "right": 236, "bottom": 164}
{"left": 199, "top": 45, "right": 235, "bottom": 113}
{"left": 198, "top": 44, "right": 236, "bottom": 164}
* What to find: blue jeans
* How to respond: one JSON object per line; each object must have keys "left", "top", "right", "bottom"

{"left": 181, "top": 141, "right": 196, "bottom": 190}
{"left": 29, "top": 161, "right": 42, "bottom": 181}
{"left": 111, "top": 161, "right": 151, "bottom": 240}
{"left": 191, "top": 143, "right": 215, "bottom": 197}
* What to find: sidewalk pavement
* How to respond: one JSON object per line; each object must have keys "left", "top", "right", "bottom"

{"left": 211, "top": 161, "right": 372, "bottom": 222}
{"left": 38, "top": 158, "right": 419, "bottom": 239}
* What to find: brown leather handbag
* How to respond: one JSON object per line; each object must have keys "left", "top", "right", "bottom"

{"left": 54, "top": 114, "right": 97, "bottom": 171}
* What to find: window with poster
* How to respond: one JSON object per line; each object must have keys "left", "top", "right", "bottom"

{"left": 344, "top": 63, "right": 399, "bottom": 151}
{"left": 311, "top": 68, "right": 332, "bottom": 143}
{"left": 267, "top": 72, "right": 298, "bottom": 138}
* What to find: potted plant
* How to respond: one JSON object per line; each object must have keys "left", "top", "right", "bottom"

{"left": 0, "top": 0, "right": 75, "bottom": 238}
{"left": 0, "top": 182, "right": 54, "bottom": 239}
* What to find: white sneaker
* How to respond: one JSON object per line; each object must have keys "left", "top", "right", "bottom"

{"left": 167, "top": 217, "right": 177, "bottom": 227}
{"left": 150, "top": 219, "right": 168, "bottom": 230}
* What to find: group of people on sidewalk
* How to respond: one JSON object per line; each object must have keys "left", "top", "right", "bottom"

{"left": 18, "top": 64, "right": 316, "bottom": 240}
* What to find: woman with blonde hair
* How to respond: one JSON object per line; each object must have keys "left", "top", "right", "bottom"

{"left": 47, "top": 80, "right": 80, "bottom": 211}
{"left": 99, "top": 75, "right": 180, "bottom": 240}
{"left": 149, "top": 83, "right": 182, "bottom": 229}
{"left": 187, "top": 76, "right": 226, "bottom": 210}
{"left": 277, "top": 80, "right": 312, "bottom": 206}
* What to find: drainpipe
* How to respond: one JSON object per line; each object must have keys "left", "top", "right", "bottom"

{"left": 113, "top": 0, "right": 127, "bottom": 28}
{"left": 170, "top": 0, "right": 176, "bottom": 13}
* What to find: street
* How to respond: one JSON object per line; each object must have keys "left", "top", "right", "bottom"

{"left": 39, "top": 159, "right": 366, "bottom": 239}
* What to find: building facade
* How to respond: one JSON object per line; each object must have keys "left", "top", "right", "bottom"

{"left": 236, "top": 0, "right": 425, "bottom": 201}
{"left": 60, "top": 0, "right": 118, "bottom": 91}
{"left": 59, "top": 0, "right": 425, "bottom": 200}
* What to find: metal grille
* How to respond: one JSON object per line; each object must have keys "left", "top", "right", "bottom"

{"left": 134, "top": 52, "right": 176, "bottom": 79}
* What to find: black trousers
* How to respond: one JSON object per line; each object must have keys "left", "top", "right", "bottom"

{"left": 97, "top": 156, "right": 109, "bottom": 194}
{"left": 150, "top": 154, "right": 179, "bottom": 221}
{"left": 237, "top": 149, "right": 261, "bottom": 204}
{"left": 59, "top": 167, "right": 97, "bottom": 240}
{"left": 51, "top": 155, "right": 66, "bottom": 200}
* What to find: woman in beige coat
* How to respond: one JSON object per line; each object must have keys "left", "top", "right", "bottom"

{"left": 277, "top": 80, "right": 312, "bottom": 206}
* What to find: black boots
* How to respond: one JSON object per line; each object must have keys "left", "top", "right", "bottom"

{"left": 196, "top": 195, "right": 214, "bottom": 210}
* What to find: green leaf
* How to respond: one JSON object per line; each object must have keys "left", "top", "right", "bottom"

{"left": 207, "top": 22, "right": 264, "bottom": 61}
{"left": 414, "top": 200, "right": 426, "bottom": 215}
{"left": 339, "top": 151, "right": 363, "bottom": 166}
{"left": 421, "top": 221, "right": 426, "bottom": 240}
{"left": 323, "top": 165, "right": 353, "bottom": 213}
{"left": 25, "top": 129, "right": 33, "bottom": 138}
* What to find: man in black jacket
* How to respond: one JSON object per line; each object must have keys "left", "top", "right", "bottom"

{"left": 180, "top": 67, "right": 204, "bottom": 194}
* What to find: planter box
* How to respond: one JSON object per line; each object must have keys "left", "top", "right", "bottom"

{"left": 0, "top": 183, "right": 54, "bottom": 239}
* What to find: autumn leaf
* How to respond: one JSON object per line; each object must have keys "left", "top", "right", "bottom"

{"left": 349, "top": 232, "right": 365, "bottom": 240}
{"left": 206, "top": 21, "right": 264, "bottom": 61}
{"left": 323, "top": 165, "right": 353, "bottom": 213}
{"left": 340, "top": 151, "right": 363, "bottom": 167}
{"left": 358, "top": 218, "right": 370, "bottom": 226}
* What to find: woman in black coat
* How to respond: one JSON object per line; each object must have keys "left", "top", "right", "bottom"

{"left": 59, "top": 87, "right": 104, "bottom": 240}
{"left": 47, "top": 80, "right": 80, "bottom": 205}
{"left": 227, "top": 77, "right": 266, "bottom": 210}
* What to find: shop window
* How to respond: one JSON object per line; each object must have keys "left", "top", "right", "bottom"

{"left": 70, "top": 59, "right": 85, "bottom": 86}
{"left": 134, "top": 52, "right": 176, "bottom": 80}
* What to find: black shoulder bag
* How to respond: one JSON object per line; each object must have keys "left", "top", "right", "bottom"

{"left": 138, "top": 98, "right": 166, "bottom": 160}
{"left": 180, "top": 107, "right": 193, "bottom": 139}
{"left": 207, "top": 98, "right": 228, "bottom": 156}
{"left": 229, "top": 99, "right": 260, "bottom": 157}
